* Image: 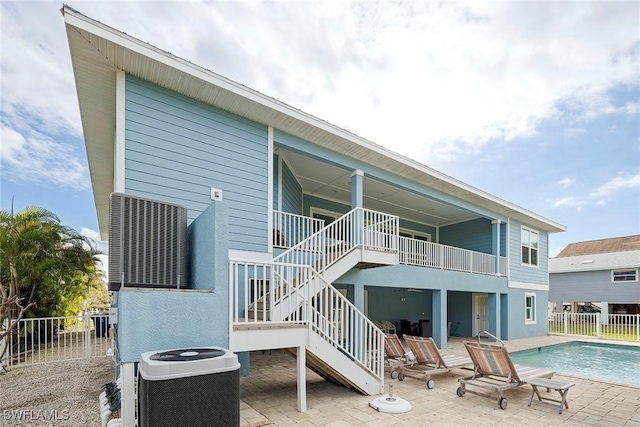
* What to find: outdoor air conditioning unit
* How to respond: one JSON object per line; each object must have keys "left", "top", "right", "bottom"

{"left": 108, "top": 193, "right": 188, "bottom": 291}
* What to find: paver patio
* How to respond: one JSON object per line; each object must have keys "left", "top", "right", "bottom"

{"left": 240, "top": 336, "right": 640, "bottom": 426}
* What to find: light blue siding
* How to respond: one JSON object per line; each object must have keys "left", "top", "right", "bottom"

{"left": 505, "top": 288, "right": 549, "bottom": 339}
{"left": 440, "top": 218, "right": 493, "bottom": 254}
{"left": 550, "top": 270, "right": 640, "bottom": 303}
{"left": 508, "top": 219, "right": 549, "bottom": 285}
{"left": 124, "top": 75, "right": 269, "bottom": 251}
{"left": 281, "top": 159, "right": 302, "bottom": 214}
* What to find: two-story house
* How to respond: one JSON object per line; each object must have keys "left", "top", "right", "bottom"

{"left": 62, "top": 5, "right": 565, "bottom": 421}
{"left": 550, "top": 235, "right": 640, "bottom": 316}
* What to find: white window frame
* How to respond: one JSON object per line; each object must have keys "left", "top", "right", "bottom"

{"left": 611, "top": 269, "right": 638, "bottom": 283}
{"left": 525, "top": 292, "right": 536, "bottom": 324}
{"left": 521, "top": 226, "right": 540, "bottom": 268}
{"left": 399, "top": 228, "right": 432, "bottom": 242}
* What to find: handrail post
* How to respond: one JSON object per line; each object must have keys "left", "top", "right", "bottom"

{"left": 0, "top": 318, "right": 8, "bottom": 369}
{"left": 564, "top": 313, "right": 568, "bottom": 335}
{"left": 596, "top": 314, "right": 601, "bottom": 338}
{"left": 84, "top": 314, "right": 91, "bottom": 358}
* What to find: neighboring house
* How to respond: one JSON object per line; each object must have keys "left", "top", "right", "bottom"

{"left": 62, "top": 6, "right": 565, "bottom": 420}
{"left": 549, "top": 235, "right": 640, "bottom": 316}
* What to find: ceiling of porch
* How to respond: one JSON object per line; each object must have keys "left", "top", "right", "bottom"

{"left": 279, "top": 149, "right": 480, "bottom": 227}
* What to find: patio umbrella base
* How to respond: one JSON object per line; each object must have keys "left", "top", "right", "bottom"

{"left": 368, "top": 395, "right": 412, "bottom": 413}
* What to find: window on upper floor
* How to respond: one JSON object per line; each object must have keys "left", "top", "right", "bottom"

{"left": 399, "top": 229, "right": 432, "bottom": 242}
{"left": 612, "top": 269, "right": 638, "bottom": 283}
{"left": 521, "top": 227, "right": 539, "bottom": 267}
{"left": 525, "top": 293, "right": 536, "bottom": 324}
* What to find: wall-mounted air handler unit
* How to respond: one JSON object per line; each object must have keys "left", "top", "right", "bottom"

{"left": 109, "top": 193, "right": 188, "bottom": 291}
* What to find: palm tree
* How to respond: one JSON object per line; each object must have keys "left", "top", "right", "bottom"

{"left": 0, "top": 206, "right": 101, "bottom": 362}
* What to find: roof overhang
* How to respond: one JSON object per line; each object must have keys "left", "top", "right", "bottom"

{"left": 62, "top": 5, "right": 566, "bottom": 239}
{"left": 550, "top": 250, "right": 640, "bottom": 273}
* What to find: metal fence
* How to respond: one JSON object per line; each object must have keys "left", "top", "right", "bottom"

{"left": 549, "top": 312, "right": 640, "bottom": 341}
{"left": 1, "top": 314, "right": 112, "bottom": 368}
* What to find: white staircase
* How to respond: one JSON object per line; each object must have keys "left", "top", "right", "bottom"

{"left": 229, "top": 208, "right": 399, "bottom": 395}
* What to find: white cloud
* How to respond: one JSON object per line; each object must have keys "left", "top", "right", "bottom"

{"left": 553, "top": 197, "right": 585, "bottom": 211}
{"left": 81, "top": 227, "right": 108, "bottom": 276}
{"left": 1, "top": 0, "right": 638, "bottom": 190}
{"left": 596, "top": 199, "right": 606, "bottom": 206}
{"left": 0, "top": 1, "right": 640, "bottom": 201}
{"left": 81, "top": 227, "right": 108, "bottom": 253}
{"left": 564, "top": 128, "right": 587, "bottom": 137}
{"left": 557, "top": 178, "right": 575, "bottom": 188}
{"left": 0, "top": 124, "right": 89, "bottom": 189}
{"left": 590, "top": 172, "right": 640, "bottom": 197}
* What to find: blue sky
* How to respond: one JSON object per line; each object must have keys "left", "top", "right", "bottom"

{"left": 1, "top": 1, "right": 639, "bottom": 268}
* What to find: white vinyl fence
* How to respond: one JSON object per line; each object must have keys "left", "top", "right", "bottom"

{"left": 1, "top": 314, "right": 112, "bottom": 368}
{"left": 549, "top": 313, "right": 640, "bottom": 341}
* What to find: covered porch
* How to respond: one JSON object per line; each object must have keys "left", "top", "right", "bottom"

{"left": 336, "top": 265, "right": 510, "bottom": 349}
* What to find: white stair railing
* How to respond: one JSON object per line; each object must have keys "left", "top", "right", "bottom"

{"left": 273, "top": 208, "right": 399, "bottom": 274}
{"left": 230, "top": 260, "right": 310, "bottom": 323}
{"left": 273, "top": 209, "right": 355, "bottom": 274}
{"left": 310, "top": 274, "right": 384, "bottom": 378}
{"left": 229, "top": 259, "right": 384, "bottom": 380}
{"left": 272, "top": 211, "right": 324, "bottom": 249}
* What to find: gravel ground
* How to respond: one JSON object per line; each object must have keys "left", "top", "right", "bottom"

{"left": 1, "top": 357, "right": 114, "bottom": 427}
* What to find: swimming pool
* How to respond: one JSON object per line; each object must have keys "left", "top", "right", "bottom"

{"left": 511, "top": 341, "right": 640, "bottom": 387}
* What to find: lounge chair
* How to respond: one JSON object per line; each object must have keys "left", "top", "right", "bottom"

{"left": 379, "top": 320, "right": 397, "bottom": 335}
{"left": 383, "top": 334, "right": 414, "bottom": 378}
{"left": 392, "top": 335, "right": 472, "bottom": 389}
{"left": 457, "top": 331, "right": 555, "bottom": 409}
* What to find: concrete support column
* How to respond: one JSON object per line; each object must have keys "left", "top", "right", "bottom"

{"left": 492, "top": 220, "right": 501, "bottom": 275}
{"left": 353, "top": 283, "right": 365, "bottom": 313}
{"left": 351, "top": 170, "right": 364, "bottom": 209}
{"left": 601, "top": 302, "right": 609, "bottom": 325}
{"left": 351, "top": 170, "right": 364, "bottom": 246}
{"left": 488, "top": 293, "right": 501, "bottom": 339}
{"left": 297, "top": 345, "right": 307, "bottom": 412}
{"left": 432, "top": 290, "right": 448, "bottom": 349}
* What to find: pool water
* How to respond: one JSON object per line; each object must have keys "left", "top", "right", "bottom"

{"left": 511, "top": 341, "right": 640, "bottom": 387}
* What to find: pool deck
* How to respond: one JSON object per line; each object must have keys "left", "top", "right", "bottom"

{"left": 240, "top": 335, "right": 640, "bottom": 426}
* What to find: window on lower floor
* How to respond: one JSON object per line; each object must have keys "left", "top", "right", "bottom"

{"left": 525, "top": 293, "right": 536, "bottom": 324}
{"left": 521, "top": 227, "right": 539, "bottom": 267}
{"left": 612, "top": 269, "right": 638, "bottom": 282}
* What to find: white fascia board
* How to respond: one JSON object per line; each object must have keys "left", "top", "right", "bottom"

{"left": 509, "top": 281, "right": 549, "bottom": 291}
{"left": 114, "top": 70, "right": 126, "bottom": 193}
{"left": 228, "top": 250, "right": 272, "bottom": 262}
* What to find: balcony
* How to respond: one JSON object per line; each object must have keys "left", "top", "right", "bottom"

{"left": 273, "top": 210, "right": 507, "bottom": 277}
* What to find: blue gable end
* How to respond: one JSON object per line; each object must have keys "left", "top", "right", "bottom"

{"left": 124, "top": 75, "right": 269, "bottom": 252}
